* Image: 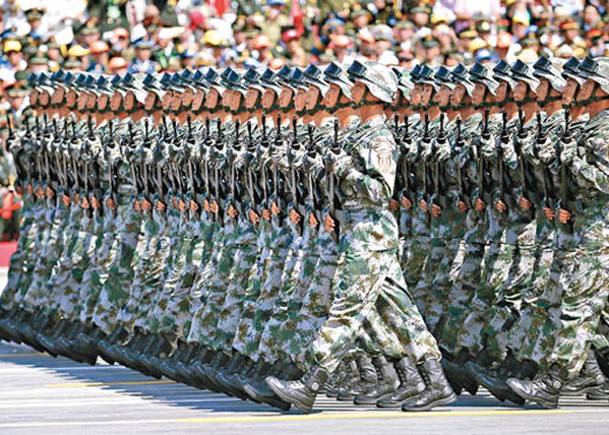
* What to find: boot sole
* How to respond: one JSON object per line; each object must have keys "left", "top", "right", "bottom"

{"left": 561, "top": 385, "right": 604, "bottom": 397}
{"left": 266, "top": 379, "right": 313, "bottom": 413}
{"left": 506, "top": 379, "right": 558, "bottom": 409}
{"left": 402, "top": 393, "right": 457, "bottom": 412}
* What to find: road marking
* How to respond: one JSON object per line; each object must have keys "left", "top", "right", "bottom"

{"left": 0, "top": 397, "right": 240, "bottom": 408}
{"left": 0, "top": 352, "right": 46, "bottom": 358}
{"left": 46, "top": 380, "right": 177, "bottom": 388}
{"left": 0, "top": 409, "right": 572, "bottom": 429}
{"left": 177, "top": 409, "right": 571, "bottom": 424}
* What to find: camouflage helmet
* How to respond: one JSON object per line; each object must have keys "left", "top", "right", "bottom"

{"left": 510, "top": 59, "right": 540, "bottom": 92}
{"left": 532, "top": 57, "right": 566, "bottom": 92}
{"left": 347, "top": 60, "right": 398, "bottom": 103}
{"left": 577, "top": 56, "right": 609, "bottom": 95}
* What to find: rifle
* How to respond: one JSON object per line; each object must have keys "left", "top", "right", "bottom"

{"left": 497, "top": 110, "right": 508, "bottom": 204}
{"left": 306, "top": 123, "right": 323, "bottom": 224}
{"left": 106, "top": 119, "right": 118, "bottom": 216}
{"left": 326, "top": 120, "right": 341, "bottom": 240}
{"left": 557, "top": 109, "right": 574, "bottom": 232}
{"left": 271, "top": 114, "right": 283, "bottom": 227}
{"left": 259, "top": 116, "right": 270, "bottom": 212}
{"left": 401, "top": 115, "right": 413, "bottom": 204}
{"left": 431, "top": 116, "right": 441, "bottom": 216}
{"left": 536, "top": 112, "right": 553, "bottom": 211}
{"left": 213, "top": 119, "right": 224, "bottom": 225}
{"left": 514, "top": 109, "right": 530, "bottom": 202}
{"left": 288, "top": 117, "right": 303, "bottom": 235}
{"left": 420, "top": 114, "right": 430, "bottom": 223}
{"left": 455, "top": 118, "right": 465, "bottom": 204}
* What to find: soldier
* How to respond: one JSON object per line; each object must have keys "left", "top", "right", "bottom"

{"left": 508, "top": 57, "right": 609, "bottom": 408}
{"left": 266, "top": 61, "right": 454, "bottom": 414}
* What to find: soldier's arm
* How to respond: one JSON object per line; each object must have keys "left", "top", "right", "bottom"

{"left": 571, "top": 139, "right": 609, "bottom": 194}
{"left": 342, "top": 134, "right": 396, "bottom": 203}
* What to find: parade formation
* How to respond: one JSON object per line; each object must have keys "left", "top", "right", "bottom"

{"left": 0, "top": 56, "right": 608, "bottom": 414}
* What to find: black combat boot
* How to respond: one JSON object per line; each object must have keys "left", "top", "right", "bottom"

{"left": 353, "top": 356, "right": 400, "bottom": 405}
{"left": 441, "top": 355, "right": 478, "bottom": 396}
{"left": 401, "top": 359, "right": 457, "bottom": 411}
{"left": 377, "top": 357, "right": 426, "bottom": 408}
{"left": 337, "top": 355, "right": 377, "bottom": 401}
{"left": 507, "top": 365, "right": 566, "bottom": 409}
{"left": 243, "top": 361, "right": 291, "bottom": 410}
{"left": 266, "top": 366, "right": 329, "bottom": 413}
{"left": 563, "top": 352, "right": 606, "bottom": 396}
{"left": 464, "top": 360, "right": 525, "bottom": 405}
{"left": 326, "top": 359, "right": 357, "bottom": 398}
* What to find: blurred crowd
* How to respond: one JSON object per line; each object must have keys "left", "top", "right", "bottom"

{"left": 0, "top": 1, "right": 607, "bottom": 119}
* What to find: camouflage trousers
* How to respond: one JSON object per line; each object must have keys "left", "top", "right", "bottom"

{"left": 91, "top": 199, "right": 141, "bottom": 335}
{"left": 454, "top": 207, "right": 507, "bottom": 356}
{"left": 56, "top": 211, "right": 97, "bottom": 318}
{"left": 235, "top": 225, "right": 293, "bottom": 362}
{"left": 438, "top": 209, "right": 486, "bottom": 354}
{"left": 483, "top": 213, "right": 537, "bottom": 361}
{"left": 45, "top": 205, "right": 85, "bottom": 316}
{"left": 211, "top": 243, "right": 260, "bottom": 353}
{"left": 548, "top": 245, "right": 609, "bottom": 378}
{"left": 0, "top": 196, "right": 38, "bottom": 309}
{"left": 310, "top": 248, "right": 441, "bottom": 374}
{"left": 189, "top": 239, "right": 241, "bottom": 348}
{"left": 78, "top": 204, "right": 118, "bottom": 325}
{"left": 257, "top": 222, "right": 307, "bottom": 363}
{"left": 21, "top": 204, "right": 70, "bottom": 312}
{"left": 281, "top": 229, "right": 338, "bottom": 367}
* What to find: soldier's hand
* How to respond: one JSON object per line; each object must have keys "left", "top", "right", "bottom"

{"left": 210, "top": 200, "right": 219, "bottom": 214}
{"left": 261, "top": 208, "right": 271, "bottom": 221}
{"left": 248, "top": 209, "right": 260, "bottom": 224}
{"left": 431, "top": 204, "right": 442, "bottom": 218}
{"left": 543, "top": 206, "right": 555, "bottom": 220}
{"left": 519, "top": 197, "right": 532, "bottom": 210}
{"left": 190, "top": 200, "right": 199, "bottom": 212}
{"left": 419, "top": 199, "right": 428, "bottom": 212}
{"left": 141, "top": 198, "right": 152, "bottom": 211}
{"left": 474, "top": 198, "right": 486, "bottom": 212}
{"left": 458, "top": 201, "right": 468, "bottom": 213}
{"left": 495, "top": 200, "right": 507, "bottom": 213}
{"left": 401, "top": 196, "right": 412, "bottom": 209}
{"left": 324, "top": 214, "right": 335, "bottom": 232}
{"left": 308, "top": 212, "right": 319, "bottom": 228}
{"left": 271, "top": 200, "right": 280, "bottom": 215}
{"left": 227, "top": 204, "right": 238, "bottom": 218}
{"left": 289, "top": 208, "right": 301, "bottom": 225}
{"left": 558, "top": 208, "right": 572, "bottom": 224}
{"left": 388, "top": 199, "right": 399, "bottom": 211}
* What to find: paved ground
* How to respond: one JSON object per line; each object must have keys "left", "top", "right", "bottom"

{"left": 0, "top": 341, "right": 609, "bottom": 435}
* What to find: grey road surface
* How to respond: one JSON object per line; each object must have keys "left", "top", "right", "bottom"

{"left": 1, "top": 341, "right": 609, "bottom": 435}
